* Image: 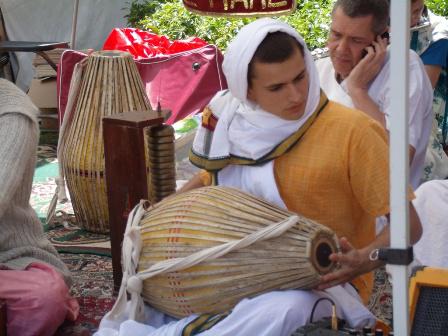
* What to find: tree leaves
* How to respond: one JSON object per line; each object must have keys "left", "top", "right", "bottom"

{"left": 125, "top": 0, "right": 447, "bottom": 51}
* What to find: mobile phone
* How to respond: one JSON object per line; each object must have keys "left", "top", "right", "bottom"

{"left": 362, "top": 31, "right": 390, "bottom": 58}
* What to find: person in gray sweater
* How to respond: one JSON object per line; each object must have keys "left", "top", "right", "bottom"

{"left": 0, "top": 79, "right": 79, "bottom": 336}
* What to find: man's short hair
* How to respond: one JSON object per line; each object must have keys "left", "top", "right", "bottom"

{"left": 247, "top": 32, "right": 304, "bottom": 87}
{"left": 333, "top": 0, "right": 390, "bottom": 35}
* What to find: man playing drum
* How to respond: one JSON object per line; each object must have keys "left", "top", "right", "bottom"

{"left": 96, "top": 18, "right": 422, "bottom": 336}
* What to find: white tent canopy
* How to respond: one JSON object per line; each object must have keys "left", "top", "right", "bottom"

{"left": 0, "top": 0, "right": 128, "bottom": 90}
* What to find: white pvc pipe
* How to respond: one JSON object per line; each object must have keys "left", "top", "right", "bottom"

{"left": 71, "top": 0, "right": 80, "bottom": 49}
{"left": 389, "top": 1, "right": 411, "bottom": 334}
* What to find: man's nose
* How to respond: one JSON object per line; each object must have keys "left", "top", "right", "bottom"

{"left": 288, "top": 84, "right": 303, "bottom": 103}
{"left": 335, "top": 38, "right": 349, "bottom": 53}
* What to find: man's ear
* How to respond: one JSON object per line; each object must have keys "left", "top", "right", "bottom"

{"left": 247, "top": 86, "right": 254, "bottom": 101}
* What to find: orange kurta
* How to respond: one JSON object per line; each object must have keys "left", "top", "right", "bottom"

{"left": 274, "top": 101, "right": 391, "bottom": 303}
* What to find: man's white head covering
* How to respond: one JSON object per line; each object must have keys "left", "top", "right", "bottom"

{"left": 191, "top": 19, "right": 324, "bottom": 206}
{"left": 222, "top": 18, "right": 320, "bottom": 116}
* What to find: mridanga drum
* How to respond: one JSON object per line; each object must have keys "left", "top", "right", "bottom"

{"left": 60, "top": 50, "right": 153, "bottom": 233}
{"left": 108, "top": 186, "right": 339, "bottom": 321}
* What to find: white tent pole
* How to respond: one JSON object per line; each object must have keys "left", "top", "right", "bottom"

{"left": 71, "top": 0, "right": 80, "bottom": 49}
{"left": 389, "top": 1, "right": 411, "bottom": 335}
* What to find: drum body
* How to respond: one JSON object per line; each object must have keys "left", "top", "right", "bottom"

{"left": 138, "top": 186, "right": 339, "bottom": 318}
{"left": 62, "top": 51, "right": 151, "bottom": 233}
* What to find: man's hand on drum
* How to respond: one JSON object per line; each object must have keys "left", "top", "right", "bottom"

{"left": 316, "top": 237, "right": 375, "bottom": 290}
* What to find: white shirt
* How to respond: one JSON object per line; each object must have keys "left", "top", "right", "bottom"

{"left": 316, "top": 51, "right": 433, "bottom": 189}
{"left": 413, "top": 180, "right": 448, "bottom": 268}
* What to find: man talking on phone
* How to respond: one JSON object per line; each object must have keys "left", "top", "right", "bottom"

{"left": 316, "top": 0, "right": 433, "bottom": 190}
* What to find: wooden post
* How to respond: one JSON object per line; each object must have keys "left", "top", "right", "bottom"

{"left": 103, "top": 110, "right": 164, "bottom": 292}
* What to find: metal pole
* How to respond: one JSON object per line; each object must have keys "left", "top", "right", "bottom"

{"left": 389, "top": 1, "right": 411, "bottom": 334}
{"left": 71, "top": 0, "right": 80, "bottom": 49}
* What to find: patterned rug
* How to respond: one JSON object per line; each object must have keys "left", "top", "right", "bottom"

{"left": 368, "top": 267, "right": 393, "bottom": 327}
{"left": 46, "top": 223, "right": 111, "bottom": 256}
{"left": 32, "top": 145, "right": 73, "bottom": 226}
{"left": 55, "top": 253, "right": 115, "bottom": 336}
{"left": 34, "top": 145, "right": 111, "bottom": 255}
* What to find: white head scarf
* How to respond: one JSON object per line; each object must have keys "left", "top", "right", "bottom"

{"left": 192, "top": 18, "right": 322, "bottom": 161}
{"left": 191, "top": 18, "right": 324, "bottom": 207}
{"left": 223, "top": 18, "right": 320, "bottom": 119}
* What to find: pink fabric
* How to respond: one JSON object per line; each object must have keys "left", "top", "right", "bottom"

{"left": 0, "top": 262, "right": 79, "bottom": 336}
{"left": 57, "top": 49, "right": 87, "bottom": 127}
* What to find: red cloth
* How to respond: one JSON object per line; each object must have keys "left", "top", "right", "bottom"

{"left": 0, "top": 262, "right": 79, "bottom": 336}
{"left": 103, "top": 28, "right": 208, "bottom": 59}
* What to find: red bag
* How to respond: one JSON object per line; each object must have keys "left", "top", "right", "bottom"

{"left": 57, "top": 30, "right": 227, "bottom": 125}
{"left": 57, "top": 50, "right": 89, "bottom": 125}
{"left": 135, "top": 44, "right": 227, "bottom": 124}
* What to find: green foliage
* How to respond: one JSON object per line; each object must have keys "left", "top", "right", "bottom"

{"left": 123, "top": 0, "right": 165, "bottom": 27}
{"left": 136, "top": 0, "right": 331, "bottom": 51}
{"left": 283, "top": 0, "right": 332, "bottom": 50}
{"left": 127, "top": 0, "right": 447, "bottom": 52}
{"left": 426, "top": 0, "right": 448, "bottom": 17}
{"left": 138, "top": 1, "right": 254, "bottom": 50}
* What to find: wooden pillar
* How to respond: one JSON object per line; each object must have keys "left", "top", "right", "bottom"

{"left": 103, "top": 110, "right": 164, "bottom": 292}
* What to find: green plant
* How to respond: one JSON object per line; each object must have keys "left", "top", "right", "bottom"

{"left": 138, "top": 1, "right": 254, "bottom": 50}
{"left": 426, "top": 0, "right": 448, "bottom": 17}
{"left": 123, "top": 0, "right": 164, "bottom": 27}
{"left": 137, "top": 1, "right": 332, "bottom": 51}
{"left": 283, "top": 0, "right": 332, "bottom": 50}
{"left": 128, "top": 0, "right": 447, "bottom": 52}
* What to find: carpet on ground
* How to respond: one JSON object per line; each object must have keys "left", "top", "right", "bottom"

{"left": 54, "top": 253, "right": 114, "bottom": 336}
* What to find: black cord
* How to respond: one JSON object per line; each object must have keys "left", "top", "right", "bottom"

{"left": 309, "top": 297, "right": 336, "bottom": 323}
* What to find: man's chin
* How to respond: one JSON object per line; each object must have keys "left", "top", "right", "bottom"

{"left": 330, "top": 58, "right": 351, "bottom": 78}
{"left": 333, "top": 65, "right": 350, "bottom": 80}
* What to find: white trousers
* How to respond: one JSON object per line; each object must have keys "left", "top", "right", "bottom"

{"left": 95, "top": 285, "right": 375, "bottom": 336}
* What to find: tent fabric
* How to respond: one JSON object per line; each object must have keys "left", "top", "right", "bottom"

{"left": 0, "top": 0, "right": 128, "bottom": 91}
